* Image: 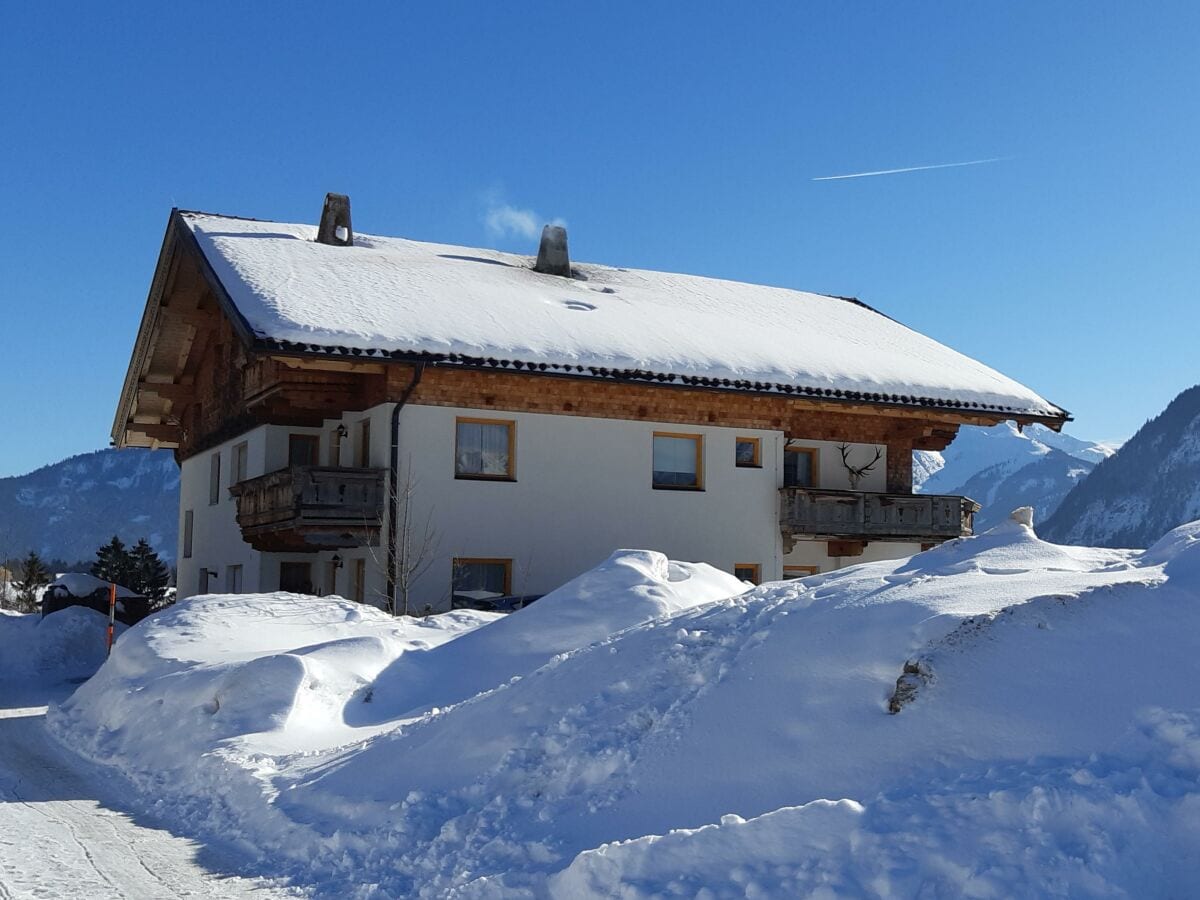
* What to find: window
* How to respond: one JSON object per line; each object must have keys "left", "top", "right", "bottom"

{"left": 783, "top": 565, "right": 820, "bottom": 580}
{"left": 735, "top": 437, "right": 761, "bottom": 468}
{"left": 280, "top": 561, "right": 314, "bottom": 594}
{"left": 182, "top": 510, "right": 194, "bottom": 559}
{"left": 198, "top": 567, "right": 211, "bottom": 594}
{"left": 325, "top": 560, "right": 340, "bottom": 597}
{"left": 352, "top": 558, "right": 366, "bottom": 604}
{"left": 357, "top": 419, "right": 372, "bottom": 468}
{"left": 226, "top": 564, "right": 243, "bottom": 593}
{"left": 455, "top": 418, "right": 515, "bottom": 480}
{"left": 784, "top": 447, "right": 818, "bottom": 488}
{"left": 231, "top": 441, "right": 248, "bottom": 485}
{"left": 652, "top": 433, "right": 703, "bottom": 489}
{"left": 289, "top": 434, "right": 320, "bottom": 467}
{"left": 452, "top": 558, "right": 512, "bottom": 605}
{"left": 734, "top": 563, "right": 761, "bottom": 584}
{"left": 209, "top": 452, "right": 221, "bottom": 505}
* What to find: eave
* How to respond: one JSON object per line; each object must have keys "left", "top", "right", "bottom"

{"left": 112, "top": 210, "right": 1070, "bottom": 451}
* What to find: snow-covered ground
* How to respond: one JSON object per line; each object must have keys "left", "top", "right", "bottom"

{"left": 7, "top": 522, "right": 1200, "bottom": 896}
{"left": 25, "top": 526, "right": 1200, "bottom": 896}
{"left": 0, "top": 609, "right": 300, "bottom": 899}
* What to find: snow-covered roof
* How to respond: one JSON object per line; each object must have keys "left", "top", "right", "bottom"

{"left": 181, "top": 211, "right": 1066, "bottom": 420}
{"left": 48, "top": 573, "right": 142, "bottom": 599}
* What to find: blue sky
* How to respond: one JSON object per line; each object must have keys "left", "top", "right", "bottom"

{"left": 1, "top": 2, "right": 1197, "bottom": 477}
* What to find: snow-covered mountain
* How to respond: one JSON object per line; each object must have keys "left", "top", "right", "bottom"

{"left": 0, "top": 449, "right": 179, "bottom": 563}
{"left": 1042, "top": 384, "right": 1200, "bottom": 548}
{"left": 915, "top": 422, "right": 1112, "bottom": 531}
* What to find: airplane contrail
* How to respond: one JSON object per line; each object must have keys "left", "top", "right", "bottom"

{"left": 812, "top": 156, "right": 1010, "bottom": 181}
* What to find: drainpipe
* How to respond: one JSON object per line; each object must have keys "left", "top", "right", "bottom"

{"left": 386, "top": 363, "right": 426, "bottom": 615}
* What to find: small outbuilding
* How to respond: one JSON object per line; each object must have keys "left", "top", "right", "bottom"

{"left": 42, "top": 573, "right": 152, "bottom": 625}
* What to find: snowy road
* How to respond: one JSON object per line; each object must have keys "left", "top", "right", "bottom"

{"left": 0, "top": 684, "right": 300, "bottom": 900}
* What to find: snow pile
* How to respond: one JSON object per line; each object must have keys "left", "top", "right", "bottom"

{"left": 185, "top": 212, "right": 1064, "bottom": 418}
{"left": 554, "top": 710, "right": 1200, "bottom": 897}
{"left": 53, "top": 594, "right": 499, "bottom": 764}
{"left": 50, "top": 529, "right": 1200, "bottom": 896}
{"left": 0, "top": 607, "right": 121, "bottom": 683}
{"left": 357, "top": 550, "right": 745, "bottom": 721}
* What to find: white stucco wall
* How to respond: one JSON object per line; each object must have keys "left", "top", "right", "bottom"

{"left": 176, "top": 410, "right": 396, "bottom": 604}
{"left": 392, "top": 403, "right": 904, "bottom": 612}
{"left": 175, "top": 402, "right": 922, "bottom": 608}
{"left": 177, "top": 427, "right": 270, "bottom": 599}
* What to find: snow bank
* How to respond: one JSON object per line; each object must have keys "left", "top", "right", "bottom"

{"left": 356, "top": 550, "right": 745, "bottom": 722}
{"left": 554, "top": 712, "right": 1200, "bottom": 897}
{"left": 49, "top": 594, "right": 499, "bottom": 831}
{"left": 48, "top": 528, "right": 1200, "bottom": 896}
{"left": 0, "top": 606, "right": 120, "bottom": 684}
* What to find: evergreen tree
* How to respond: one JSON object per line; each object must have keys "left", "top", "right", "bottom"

{"left": 13, "top": 551, "right": 51, "bottom": 613}
{"left": 91, "top": 535, "right": 133, "bottom": 587}
{"left": 128, "top": 539, "right": 171, "bottom": 608}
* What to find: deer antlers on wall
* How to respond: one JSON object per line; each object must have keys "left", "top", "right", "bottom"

{"left": 838, "top": 443, "right": 882, "bottom": 489}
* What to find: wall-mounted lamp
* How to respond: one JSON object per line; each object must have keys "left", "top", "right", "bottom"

{"left": 334, "top": 424, "right": 348, "bottom": 440}
{"left": 331, "top": 554, "right": 344, "bottom": 570}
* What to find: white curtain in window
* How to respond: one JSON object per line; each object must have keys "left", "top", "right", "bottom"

{"left": 653, "top": 435, "right": 698, "bottom": 486}
{"left": 457, "top": 422, "right": 510, "bottom": 476}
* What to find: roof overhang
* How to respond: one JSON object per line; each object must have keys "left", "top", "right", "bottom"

{"left": 111, "top": 210, "right": 259, "bottom": 450}
{"left": 113, "top": 209, "right": 1070, "bottom": 450}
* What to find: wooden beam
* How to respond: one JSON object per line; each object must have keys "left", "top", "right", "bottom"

{"left": 127, "top": 423, "right": 180, "bottom": 442}
{"left": 827, "top": 540, "right": 865, "bottom": 558}
{"left": 140, "top": 382, "right": 193, "bottom": 401}
{"left": 274, "top": 356, "right": 387, "bottom": 375}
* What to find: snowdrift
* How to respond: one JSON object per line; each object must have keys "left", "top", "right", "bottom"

{"left": 0, "top": 606, "right": 121, "bottom": 684}
{"left": 353, "top": 550, "right": 745, "bottom": 723}
{"left": 49, "top": 530, "right": 1200, "bottom": 896}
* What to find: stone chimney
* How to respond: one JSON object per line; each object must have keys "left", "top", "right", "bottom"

{"left": 534, "top": 224, "right": 571, "bottom": 276}
{"left": 317, "top": 193, "right": 353, "bottom": 246}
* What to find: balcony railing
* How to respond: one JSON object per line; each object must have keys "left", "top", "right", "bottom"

{"left": 229, "top": 465, "right": 385, "bottom": 552}
{"left": 779, "top": 487, "right": 979, "bottom": 543}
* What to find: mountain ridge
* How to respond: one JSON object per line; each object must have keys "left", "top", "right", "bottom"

{"left": 0, "top": 448, "right": 179, "bottom": 563}
{"left": 915, "top": 422, "right": 1111, "bottom": 531}
{"left": 1041, "top": 385, "right": 1200, "bottom": 548}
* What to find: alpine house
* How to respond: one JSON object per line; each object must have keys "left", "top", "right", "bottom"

{"left": 112, "top": 194, "right": 1069, "bottom": 612}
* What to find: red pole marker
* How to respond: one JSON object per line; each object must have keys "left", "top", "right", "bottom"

{"left": 107, "top": 582, "right": 117, "bottom": 657}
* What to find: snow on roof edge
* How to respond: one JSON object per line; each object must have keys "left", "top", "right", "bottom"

{"left": 177, "top": 210, "right": 1070, "bottom": 422}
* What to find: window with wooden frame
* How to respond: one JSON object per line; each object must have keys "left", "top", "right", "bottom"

{"left": 289, "top": 434, "right": 320, "bottom": 467}
{"left": 198, "top": 568, "right": 210, "bottom": 594}
{"left": 455, "top": 418, "right": 516, "bottom": 480}
{"left": 209, "top": 452, "right": 221, "bottom": 505}
{"left": 324, "top": 560, "right": 340, "bottom": 597}
{"left": 784, "top": 446, "right": 818, "bottom": 488}
{"left": 231, "top": 441, "right": 249, "bottom": 485}
{"left": 783, "top": 565, "right": 820, "bottom": 579}
{"left": 652, "top": 432, "right": 704, "bottom": 489}
{"left": 734, "top": 563, "right": 761, "bottom": 584}
{"left": 352, "top": 558, "right": 366, "bottom": 604}
{"left": 226, "top": 564, "right": 243, "bottom": 594}
{"left": 451, "top": 558, "right": 512, "bottom": 605}
{"left": 182, "top": 510, "right": 193, "bottom": 559}
{"left": 357, "top": 419, "right": 372, "bottom": 468}
{"left": 735, "top": 437, "right": 761, "bottom": 468}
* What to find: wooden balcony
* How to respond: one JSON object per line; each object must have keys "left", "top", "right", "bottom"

{"left": 229, "top": 466, "right": 385, "bottom": 552}
{"left": 779, "top": 487, "right": 979, "bottom": 546}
